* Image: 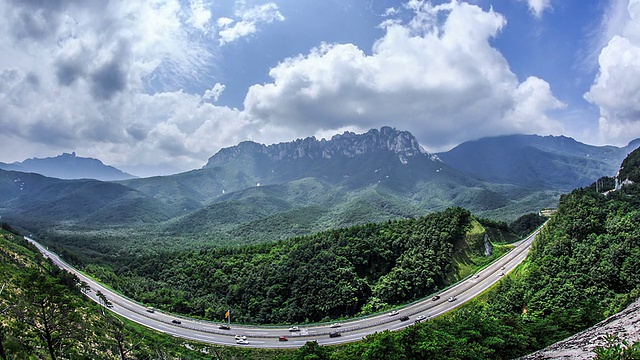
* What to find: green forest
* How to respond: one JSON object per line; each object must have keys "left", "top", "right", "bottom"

{"left": 2, "top": 178, "right": 638, "bottom": 359}
{"left": 76, "top": 207, "right": 512, "bottom": 324}
{"left": 320, "top": 174, "right": 640, "bottom": 359}
{"left": 1, "top": 147, "right": 639, "bottom": 358}
{"left": 0, "top": 228, "right": 285, "bottom": 359}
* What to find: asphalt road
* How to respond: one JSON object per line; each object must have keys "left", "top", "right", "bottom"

{"left": 26, "top": 226, "right": 541, "bottom": 348}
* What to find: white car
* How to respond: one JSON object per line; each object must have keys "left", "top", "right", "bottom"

{"left": 236, "top": 339, "right": 249, "bottom": 345}
{"left": 448, "top": 296, "right": 457, "bottom": 302}
{"left": 415, "top": 315, "right": 428, "bottom": 322}
{"left": 330, "top": 323, "right": 342, "bottom": 328}
{"left": 289, "top": 326, "right": 300, "bottom": 332}
{"left": 234, "top": 335, "right": 246, "bottom": 340}
{"left": 388, "top": 310, "right": 399, "bottom": 316}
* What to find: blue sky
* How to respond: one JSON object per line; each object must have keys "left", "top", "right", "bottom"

{"left": 0, "top": 0, "right": 638, "bottom": 176}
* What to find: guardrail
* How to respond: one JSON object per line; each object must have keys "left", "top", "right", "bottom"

{"left": 24, "top": 226, "right": 543, "bottom": 340}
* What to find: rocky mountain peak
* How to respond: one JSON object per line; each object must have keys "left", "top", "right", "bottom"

{"left": 204, "top": 127, "right": 431, "bottom": 168}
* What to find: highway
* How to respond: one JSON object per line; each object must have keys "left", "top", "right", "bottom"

{"left": 26, "top": 226, "right": 541, "bottom": 348}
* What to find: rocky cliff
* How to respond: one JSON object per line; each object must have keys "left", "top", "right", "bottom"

{"left": 204, "top": 126, "right": 438, "bottom": 168}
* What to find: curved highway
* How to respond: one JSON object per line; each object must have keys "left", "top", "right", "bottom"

{"left": 26, "top": 226, "right": 542, "bottom": 348}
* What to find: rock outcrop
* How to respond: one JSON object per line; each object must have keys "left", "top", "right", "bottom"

{"left": 204, "top": 127, "right": 438, "bottom": 168}
{"left": 519, "top": 298, "right": 640, "bottom": 359}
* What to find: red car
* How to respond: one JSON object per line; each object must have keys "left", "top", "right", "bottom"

{"left": 279, "top": 336, "right": 288, "bottom": 341}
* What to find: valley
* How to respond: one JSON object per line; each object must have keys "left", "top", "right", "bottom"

{"left": 0, "top": 129, "right": 638, "bottom": 358}
{"left": 2, "top": 0, "right": 640, "bottom": 357}
{"left": 25, "top": 226, "right": 540, "bottom": 348}
{"left": 1, "top": 128, "right": 633, "bottom": 258}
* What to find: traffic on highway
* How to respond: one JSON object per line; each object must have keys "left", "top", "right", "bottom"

{"left": 26, "top": 226, "right": 542, "bottom": 348}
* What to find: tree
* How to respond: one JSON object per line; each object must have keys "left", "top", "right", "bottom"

{"left": 294, "top": 341, "right": 329, "bottom": 360}
{"left": 13, "top": 268, "right": 83, "bottom": 360}
{"left": 593, "top": 335, "right": 640, "bottom": 360}
{"left": 0, "top": 282, "right": 7, "bottom": 360}
{"left": 96, "top": 290, "right": 113, "bottom": 315}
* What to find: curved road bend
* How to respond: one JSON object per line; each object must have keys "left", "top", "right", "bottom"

{"left": 26, "top": 227, "right": 542, "bottom": 348}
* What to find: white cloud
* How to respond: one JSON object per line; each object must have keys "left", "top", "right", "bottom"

{"left": 505, "top": 76, "right": 565, "bottom": 133}
{"left": 585, "top": 0, "right": 640, "bottom": 145}
{"left": 203, "top": 83, "right": 226, "bottom": 103}
{"left": 0, "top": 0, "right": 249, "bottom": 174}
{"left": 244, "top": 0, "right": 564, "bottom": 151}
{"left": 217, "top": 17, "right": 234, "bottom": 28}
{"left": 217, "top": 3, "right": 284, "bottom": 45}
{"left": 383, "top": 7, "right": 399, "bottom": 17}
{"left": 189, "top": 0, "right": 213, "bottom": 31}
{"left": 0, "top": 0, "right": 570, "bottom": 175}
{"left": 521, "top": 0, "right": 552, "bottom": 18}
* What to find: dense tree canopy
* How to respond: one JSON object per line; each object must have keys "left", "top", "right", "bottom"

{"left": 2, "top": 177, "right": 639, "bottom": 358}
{"left": 85, "top": 207, "right": 480, "bottom": 324}
{"left": 321, "top": 181, "right": 640, "bottom": 359}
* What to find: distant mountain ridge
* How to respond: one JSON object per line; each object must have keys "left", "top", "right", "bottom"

{"left": 0, "top": 152, "right": 136, "bottom": 181}
{"left": 205, "top": 126, "right": 437, "bottom": 168}
{"left": 437, "top": 134, "right": 637, "bottom": 191}
{"left": 121, "top": 126, "right": 454, "bottom": 219}
{"left": 2, "top": 127, "right": 638, "bottom": 252}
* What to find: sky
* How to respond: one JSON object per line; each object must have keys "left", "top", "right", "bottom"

{"left": 0, "top": 0, "right": 639, "bottom": 177}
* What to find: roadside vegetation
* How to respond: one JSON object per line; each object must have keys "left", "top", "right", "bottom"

{"left": 73, "top": 207, "right": 507, "bottom": 324}
{"left": 0, "top": 228, "right": 266, "bottom": 359}
{"left": 321, "top": 178, "right": 640, "bottom": 359}
{"left": 1, "top": 178, "right": 638, "bottom": 358}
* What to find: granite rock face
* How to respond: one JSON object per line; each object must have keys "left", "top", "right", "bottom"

{"left": 204, "top": 126, "right": 436, "bottom": 168}
{"left": 519, "top": 298, "right": 640, "bottom": 359}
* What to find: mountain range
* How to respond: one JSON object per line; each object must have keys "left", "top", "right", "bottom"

{"left": 438, "top": 135, "right": 640, "bottom": 190}
{"left": 0, "top": 127, "right": 637, "bottom": 249}
{"left": 0, "top": 152, "right": 136, "bottom": 181}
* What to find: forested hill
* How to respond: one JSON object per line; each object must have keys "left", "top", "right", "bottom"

{"left": 84, "top": 207, "right": 511, "bottom": 324}
{"left": 619, "top": 145, "right": 640, "bottom": 182}
{"left": 2, "top": 150, "right": 639, "bottom": 359}
{"left": 0, "top": 228, "right": 227, "bottom": 359}
{"left": 315, "top": 147, "right": 640, "bottom": 359}
{"left": 436, "top": 134, "right": 634, "bottom": 191}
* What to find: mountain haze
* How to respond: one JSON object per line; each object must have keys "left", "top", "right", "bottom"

{"left": 122, "top": 127, "right": 446, "bottom": 207}
{"left": 0, "top": 170, "right": 172, "bottom": 228}
{"left": 1, "top": 127, "right": 635, "bottom": 252}
{"left": 0, "top": 152, "right": 136, "bottom": 181}
{"left": 437, "top": 135, "right": 635, "bottom": 190}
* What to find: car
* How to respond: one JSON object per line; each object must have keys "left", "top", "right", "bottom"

{"left": 171, "top": 319, "right": 181, "bottom": 324}
{"left": 399, "top": 315, "right": 410, "bottom": 321}
{"left": 236, "top": 339, "right": 249, "bottom": 345}
{"left": 289, "top": 326, "right": 300, "bottom": 332}
{"left": 448, "top": 296, "right": 457, "bottom": 302}
{"left": 329, "top": 332, "right": 341, "bottom": 338}
{"left": 234, "top": 335, "right": 246, "bottom": 340}
{"left": 146, "top": 307, "right": 155, "bottom": 313}
{"left": 219, "top": 324, "right": 231, "bottom": 330}
{"left": 431, "top": 295, "right": 440, "bottom": 301}
{"left": 330, "top": 323, "right": 342, "bottom": 328}
{"left": 279, "top": 336, "right": 289, "bottom": 341}
{"left": 500, "top": 272, "right": 505, "bottom": 276}
{"left": 388, "top": 310, "right": 399, "bottom": 316}
{"left": 415, "top": 315, "right": 428, "bottom": 323}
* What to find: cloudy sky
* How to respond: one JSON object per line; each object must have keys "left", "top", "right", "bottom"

{"left": 1, "top": 0, "right": 639, "bottom": 177}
